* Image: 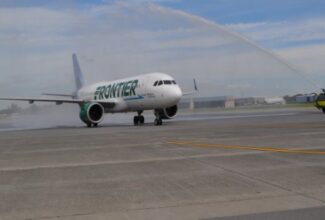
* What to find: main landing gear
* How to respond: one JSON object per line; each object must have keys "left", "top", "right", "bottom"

{"left": 134, "top": 111, "right": 145, "bottom": 126}
{"left": 133, "top": 110, "right": 163, "bottom": 126}
{"left": 86, "top": 111, "right": 165, "bottom": 127}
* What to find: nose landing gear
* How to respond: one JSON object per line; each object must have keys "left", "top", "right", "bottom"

{"left": 154, "top": 110, "right": 163, "bottom": 126}
{"left": 154, "top": 118, "right": 163, "bottom": 126}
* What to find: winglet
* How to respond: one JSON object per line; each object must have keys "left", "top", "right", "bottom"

{"left": 182, "top": 79, "right": 199, "bottom": 96}
{"left": 193, "top": 78, "right": 198, "bottom": 91}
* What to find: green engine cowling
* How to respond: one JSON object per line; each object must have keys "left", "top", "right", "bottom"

{"left": 79, "top": 102, "right": 105, "bottom": 125}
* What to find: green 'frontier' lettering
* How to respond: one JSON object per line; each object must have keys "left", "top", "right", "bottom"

{"left": 110, "top": 83, "right": 117, "bottom": 98}
{"left": 117, "top": 82, "right": 124, "bottom": 97}
{"left": 130, "top": 80, "right": 138, "bottom": 96}
{"left": 104, "top": 85, "right": 111, "bottom": 99}
{"left": 94, "top": 79, "right": 139, "bottom": 100}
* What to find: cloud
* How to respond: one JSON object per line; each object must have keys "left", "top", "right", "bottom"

{"left": 227, "top": 18, "right": 325, "bottom": 48}
{"left": 276, "top": 44, "right": 325, "bottom": 88}
{"left": 0, "top": 1, "right": 321, "bottom": 111}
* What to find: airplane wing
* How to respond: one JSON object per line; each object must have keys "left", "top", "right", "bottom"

{"left": 0, "top": 97, "right": 116, "bottom": 108}
{"left": 183, "top": 91, "right": 197, "bottom": 96}
{"left": 0, "top": 97, "right": 84, "bottom": 104}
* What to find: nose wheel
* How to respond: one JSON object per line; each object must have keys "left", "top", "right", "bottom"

{"left": 154, "top": 110, "right": 163, "bottom": 126}
{"left": 134, "top": 111, "right": 145, "bottom": 126}
{"left": 154, "top": 118, "right": 163, "bottom": 126}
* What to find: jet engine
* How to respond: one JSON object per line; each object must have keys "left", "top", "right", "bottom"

{"left": 79, "top": 103, "right": 104, "bottom": 125}
{"left": 155, "top": 105, "right": 178, "bottom": 119}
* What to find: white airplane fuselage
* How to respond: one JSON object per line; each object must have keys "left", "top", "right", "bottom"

{"left": 78, "top": 72, "right": 183, "bottom": 113}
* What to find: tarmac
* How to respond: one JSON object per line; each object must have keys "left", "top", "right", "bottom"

{"left": 1, "top": 107, "right": 325, "bottom": 219}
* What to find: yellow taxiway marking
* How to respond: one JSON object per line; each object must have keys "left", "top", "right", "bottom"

{"left": 167, "top": 141, "right": 325, "bottom": 155}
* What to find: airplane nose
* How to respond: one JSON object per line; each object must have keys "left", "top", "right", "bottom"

{"left": 162, "top": 85, "right": 183, "bottom": 105}
{"left": 171, "top": 86, "right": 182, "bottom": 103}
{"left": 175, "top": 86, "right": 182, "bottom": 99}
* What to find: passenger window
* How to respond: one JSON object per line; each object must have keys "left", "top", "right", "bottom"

{"left": 164, "top": 80, "right": 172, "bottom": 85}
{"left": 153, "top": 81, "right": 158, "bottom": 86}
{"left": 158, "top": 81, "right": 163, "bottom": 86}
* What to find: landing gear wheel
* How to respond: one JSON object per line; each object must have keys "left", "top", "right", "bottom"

{"left": 87, "top": 123, "right": 92, "bottom": 128}
{"left": 154, "top": 118, "right": 163, "bottom": 126}
{"left": 139, "top": 116, "right": 145, "bottom": 124}
{"left": 134, "top": 116, "right": 139, "bottom": 126}
{"left": 93, "top": 123, "right": 98, "bottom": 127}
{"left": 322, "top": 108, "right": 325, "bottom": 114}
{"left": 134, "top": 111, "right": 145, "bottom": 126}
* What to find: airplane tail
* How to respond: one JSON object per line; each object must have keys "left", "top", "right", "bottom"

{"left": 72, "top": 53, "right": 85, "bottom": 92}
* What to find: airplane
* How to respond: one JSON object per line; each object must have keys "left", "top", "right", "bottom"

{"left": 0, "top": 54, "right": 197, "bottom": 127}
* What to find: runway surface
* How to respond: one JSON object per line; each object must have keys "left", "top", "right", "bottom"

{"left": 1, "top": 107, "right": 325, "bottom": 219}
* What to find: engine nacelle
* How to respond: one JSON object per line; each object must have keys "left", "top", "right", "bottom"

{"left": 79, "top": 103, "right": 104, "bottom": 125}
{"left": 155, "top": 105, "right": 178, "bottom": 119}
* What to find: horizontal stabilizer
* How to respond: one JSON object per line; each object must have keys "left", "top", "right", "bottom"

{"left": 0, "top": 97, "right": 116, "bottom": 108}
{"left": 42, "top": 93, "right": 75, "bottom": 98}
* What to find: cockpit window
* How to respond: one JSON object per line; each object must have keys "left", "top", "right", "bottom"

{"left": 154, "top": 80, "right": 176, "bottom": 86}
{"left": 163, "top": 80, "right": 172, "bottom": 85}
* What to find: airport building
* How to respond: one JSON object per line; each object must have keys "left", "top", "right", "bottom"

{"left": 180, "top": 96, "right": 285, "bottom": 110}
{"left": 180, "top": 96, "right": 236, "bottom": 109}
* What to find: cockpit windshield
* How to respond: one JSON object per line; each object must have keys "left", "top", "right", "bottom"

{"left": 153, "top": 80, "right": 177, "bottom": 86}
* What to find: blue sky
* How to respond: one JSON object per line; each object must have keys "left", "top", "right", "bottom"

{"left": 2, "top": 0, "right": 325, "bottom": 23}
{"left": 160, "top": 0, "right": 325, "bottom": 23}
{"left": 157, "top": 0, "right": 325, "bottom": 48}
{"left": 2, "top": 0, "right": 324, "bottom": 49}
